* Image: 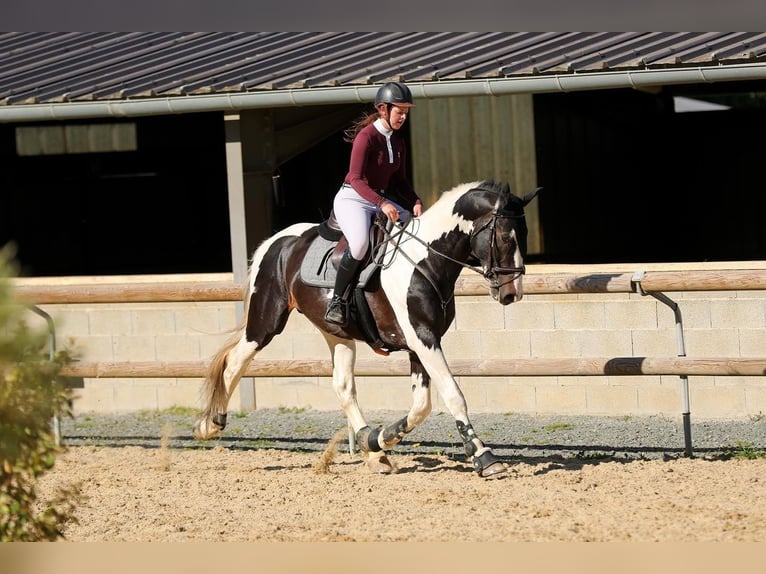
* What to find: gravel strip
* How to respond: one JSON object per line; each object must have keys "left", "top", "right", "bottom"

{"left": 58, "top": 408, "right": 766, "bottom": 462}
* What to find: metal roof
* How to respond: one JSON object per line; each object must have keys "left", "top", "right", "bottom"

{"left": 2, "top": 32, "right": 766, "bottom": 119}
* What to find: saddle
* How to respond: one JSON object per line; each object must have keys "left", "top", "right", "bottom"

{"left": 300, "top": 211, "right": 391, "bottom": 289}
{"left": 300, "top": 211, "right": 394, "bottom": 355}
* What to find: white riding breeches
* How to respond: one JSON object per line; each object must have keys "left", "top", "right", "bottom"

{"left": 332, "top": 183, "right": 410, "bottom": 260}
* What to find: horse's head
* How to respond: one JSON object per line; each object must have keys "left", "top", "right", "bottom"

{"left": 463, "top": 181, "right": 542, "bottom": 305}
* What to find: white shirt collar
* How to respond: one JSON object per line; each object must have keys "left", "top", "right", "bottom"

{"left": 373, "top": 118, "right": 392, "bottom": 136}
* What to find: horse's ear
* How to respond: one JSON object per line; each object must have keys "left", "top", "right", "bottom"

{"left": 521, "top": 186, "right": 543, "bottom": 206}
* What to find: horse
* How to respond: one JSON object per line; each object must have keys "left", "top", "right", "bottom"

{"left": 193, "top": 179, "right": 541, "bottom": 478}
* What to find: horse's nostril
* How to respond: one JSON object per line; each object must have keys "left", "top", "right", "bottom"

{"left": 500, "top": 292, "right": 517, "bottom": 305}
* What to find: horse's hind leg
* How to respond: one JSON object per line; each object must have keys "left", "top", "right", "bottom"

{"left": 194, "top": 282, "right": 292, "bottom": 440}
{"left": 193, "top": 333, "right": 259, "bottom": 440}
{"left": 324, "top": 334, "right": 396, "bottom": 474}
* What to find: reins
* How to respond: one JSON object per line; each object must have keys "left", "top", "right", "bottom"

{"left": 371, "top": 209, "right": 527, "bottom": 311}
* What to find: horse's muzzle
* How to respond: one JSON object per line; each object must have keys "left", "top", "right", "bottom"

{"left": 492, "top": 276, "right": 523, "bottom": 305}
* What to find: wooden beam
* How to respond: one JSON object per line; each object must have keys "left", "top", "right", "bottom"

{"left": 15, "top": 269, "right": 766, "bottom": 305}
{"left": 60, "top": 357, "right": 766, "bottom": 379}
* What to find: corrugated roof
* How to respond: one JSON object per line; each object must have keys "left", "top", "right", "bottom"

{"left": 2, "top": 31, "right": 766, "bottom": 106}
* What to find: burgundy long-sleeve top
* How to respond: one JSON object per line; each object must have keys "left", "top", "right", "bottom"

{"left": 344, "top": 120, "right": 422, "bottom": 210}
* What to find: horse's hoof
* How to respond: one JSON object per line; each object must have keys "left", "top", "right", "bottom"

{"left": 193, "top": 418, "right": 222, "bottom": 440}
{"left": 479, "top": 461, "right": 508, "bottom": 479}
{"left": 367, "top": 454, "right": 396, "bottom": 474}
{"left": 473, "top": 450, "right": 508, "bottom": 478}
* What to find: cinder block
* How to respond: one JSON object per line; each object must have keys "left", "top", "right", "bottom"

{"left": 293, "top": 378, "right": 337, "bottom": 411}
{"left": 112, "top": 382, "right": 158, "bottom": 413}
{"left": 198, "top": 333, "right": 234, "bottom": 361}
{"left": 89, "top": 309, "right": 132, "bottom": 336}
{"left": 131, "top": 308, "right": 176, "bottom": 336}
{"left": 53, "top": 309, "right": 91, "bottom": 336}
{"left": 454, "top": 301, "right": 506, "bottom": 330}
{"left": 684, "top": 328, "right": 741, "bottom": 357}
{"left": 711, "top": 299, "right": 765, "bottom": 329}
{"left": 740, "top": 329, "right": 766, "bottom": 355}
{"left": 745, "top": 385, "right": 766, "bottom": 417}
{"left": 483, "top": 379, "right": 537, "bottom": 413}
{"left": 579, "top": 330, "right": 633, "bottom": 356}
{"left": 70, "top": 384, "right": 116, "bottom": 414}
{"left": 604, "top": 300, "right": 658, "bottom": 330}
{"left": 531, "top": 330, "right": 580, "bottom": 357}
{"left": 155, "top": 334, "right": 201, "bottom": 361}
{"left": 689, "top": 385, "right": 747, "bottom": 419}
{"left": 554, "top": 301, "right": 605, "bottom": 329}
{"left": 71, "top": 335, "right": 114, "bottom": 361}
{"left": 480, "top": 330, "right": 531, "bottom": 358}
{"left": 251, "top": 378, "right": 299, "bottom": 409}
{"left": 636, "top": 382, "right": 680, "bottom": 416}
{"left": 174, "top": 304, "right": 228, "bottom": 334}
{"left": 631, "top": 329, "right": 681, "bottom": 356}
{"left": 670, "top": 299, "right": 711, "bottom": 329}
{"left": 535, "top": 384, "right": 587, "bottom": 413}
{"left": 355, "top": 378, "right": 413, "bottom": 411}
{"left": 442, "top": 331, "right": 483, "bottom": 359}
{"left": 112, "top": 335, "right": 157, "bottom": 361}
{"left": 504, "top": 299, "right": 555, "bottom": 330}
{"left": 585, "top": 383, "right": 638, "bottom": 414}
{"left": 290, "top": 332, "right": 333, "bottom": 359}
{"left": 155, "top": 380, "right": 198, "bottom": 409}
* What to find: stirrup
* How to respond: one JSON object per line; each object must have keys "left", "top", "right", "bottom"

{"left": 324, "top": 297, "right": 347, "bottom": 325}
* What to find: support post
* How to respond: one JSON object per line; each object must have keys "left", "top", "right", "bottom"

{"left": 224, "top": 113, "right": 256, "bottom": 411}
{"left": 28, "top": 305, "right": 61, "bottom": 446}
{"left": 632, "top": 271, "right": 693, "bottom": 457}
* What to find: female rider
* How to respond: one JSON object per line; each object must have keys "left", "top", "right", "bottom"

{"left": 324, "top": 81, "right": 424, "bottom": 326}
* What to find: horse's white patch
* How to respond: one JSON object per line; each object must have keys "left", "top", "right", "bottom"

{"left": 415, "top": 181, "right": 478, "bottom": 244}
{"left": 248, "top": 222, "right": 314, "bottom": 288}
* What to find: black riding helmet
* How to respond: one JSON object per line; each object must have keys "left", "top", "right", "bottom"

{"left": 374, "top": 81, "right": 415, "bottom": 108}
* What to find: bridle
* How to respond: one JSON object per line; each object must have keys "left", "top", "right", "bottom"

{"left": 470, "top": 209, "right": 527, "bottom": 284}
{"left": 374, "top": 208, "right": 527, "bottom": 310}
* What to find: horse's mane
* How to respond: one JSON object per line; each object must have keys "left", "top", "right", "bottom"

{"left": 427, "top": 180, "right": 512, "bottom": 222}
{"left": 438, "top": 180, "right": 510, "bottom": 203}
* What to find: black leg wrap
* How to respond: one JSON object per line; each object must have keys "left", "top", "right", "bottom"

{"left": 355, "top": 425, "right": 383, "bottom": 453}
{"left": 381, "top": 416, "right": 410, "bottom": 447}
{"left": 472, "top": 450, "right": 502, "bottom": 474}
{"left": 456, "top": 420, "right": 478, "bottom": 457}
{"left": 213, "top": 413, "right": 228, "bottom": 430}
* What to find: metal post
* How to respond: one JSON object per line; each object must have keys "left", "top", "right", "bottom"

{"left": 28, "top": 305, "right": 61, "bottom": 446}
{"left": 632, "top": 271, "right": 693, "bottom": 457}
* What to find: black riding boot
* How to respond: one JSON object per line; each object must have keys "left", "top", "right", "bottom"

{"left": 325, "top": 250, "right": 363, "bottom": 326}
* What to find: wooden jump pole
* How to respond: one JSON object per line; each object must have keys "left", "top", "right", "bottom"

{"left": 59, "top": 357, "right": 766, "bottom": 379}
{"left": 13, "top": 269, "right": 766, "bottom": 305}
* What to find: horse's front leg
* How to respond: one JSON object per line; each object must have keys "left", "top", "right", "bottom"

{"left": 416, "top": 346, "right": 508, "bottom": 478}
{"left": 359, "top": 352, "right": 432, "bottom": 454}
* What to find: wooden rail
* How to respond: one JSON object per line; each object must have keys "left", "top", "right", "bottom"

{"left": 60, "top": 357, "right": 766, "bottom": 379}
{"left": 13, "top": 269, "right": 766, "bottom": 305}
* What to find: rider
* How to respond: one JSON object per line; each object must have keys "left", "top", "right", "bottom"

{"left": 324, "top": 81, "right": 424, "bottom": 326}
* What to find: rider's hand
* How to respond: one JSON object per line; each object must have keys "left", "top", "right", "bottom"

{"left": 412, "top": 203, "right": 423, "bottom": 217}
{"left": 381, "top": 201, "right": 399, "bottom": 222}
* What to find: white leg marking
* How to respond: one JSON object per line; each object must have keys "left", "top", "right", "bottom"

{"left": 324, "top": 334, "right": 367, "bottom": 433}
{"left": 223, "top": 336, "right": 259, "bottom": 403}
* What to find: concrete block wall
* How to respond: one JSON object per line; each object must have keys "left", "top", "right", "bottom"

{"left": 15, "top": 265, "right": 766, "bottom": 420}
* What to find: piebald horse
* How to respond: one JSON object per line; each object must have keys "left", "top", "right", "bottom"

{"left": 194, "top": 180, "right": 541, "bottom": 478}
